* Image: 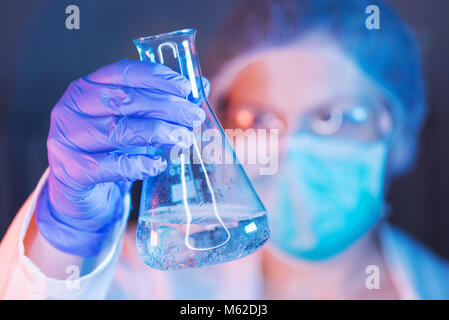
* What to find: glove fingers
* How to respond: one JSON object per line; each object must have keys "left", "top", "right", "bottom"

{"left": 58, "top": 114, "right": 193, "bottom": 153}
{"left": 60, "top": 79, "right": 205, "bottom": 127}
{"left": 50, "top": 151, "right": 168, "bottom": 188}
{"left": 115, "top": 118, "right": 193, "bottom": 149}
{"left": 93, "top": 153, "right": 167, "bottom": 184}
{"left": 118, "top": 181, "right": 133, "bottom": 197}
{"left": 85, "top": 59, "right": 192, "bottom": 97}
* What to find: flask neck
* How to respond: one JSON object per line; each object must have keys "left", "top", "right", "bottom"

{"left": 133, "top": 29, "right": 204, "bottom": 104}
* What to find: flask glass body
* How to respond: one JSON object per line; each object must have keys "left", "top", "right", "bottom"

{"left": 133, "top": 29, "right": 270, "bottom": 270}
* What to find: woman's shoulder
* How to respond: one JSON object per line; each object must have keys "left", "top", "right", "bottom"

{"left": 379, "top": 223, "right": 449, "bottom": 299}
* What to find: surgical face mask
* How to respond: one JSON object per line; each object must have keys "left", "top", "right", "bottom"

{"left": 269, "top": 133, "right": 388, "bottom": 261}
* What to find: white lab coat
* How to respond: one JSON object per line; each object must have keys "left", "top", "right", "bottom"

{"left": 1, "top": 170, "right": 449, "bottom": 299}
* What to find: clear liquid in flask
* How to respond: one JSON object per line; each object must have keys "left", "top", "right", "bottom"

{"left": 137, "top": 204, "right": 270, "bottom": 270}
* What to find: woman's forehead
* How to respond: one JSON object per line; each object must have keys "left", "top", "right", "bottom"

{"left": 226, "top": 43, "right": 372, "bottom": 116}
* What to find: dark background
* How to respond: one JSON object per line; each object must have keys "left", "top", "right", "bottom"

{"left": 0, "top": 0, "right": 448, "bottom": 258}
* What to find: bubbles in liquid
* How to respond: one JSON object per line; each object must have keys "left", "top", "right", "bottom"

{"left": 136, "top": 204, "right": 270, "bottom": 270}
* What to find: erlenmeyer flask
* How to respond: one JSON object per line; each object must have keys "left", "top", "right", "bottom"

{"left": 133, "top": 29, "right": 270, "bottom": 270}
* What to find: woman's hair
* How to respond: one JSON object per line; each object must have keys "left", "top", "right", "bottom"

{"left": 206, "top": 0, "right": 426, "bottom": 177}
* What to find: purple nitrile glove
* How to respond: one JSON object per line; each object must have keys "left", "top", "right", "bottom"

{"left": 36, "top": 59, "right": 206, "bottom": 257}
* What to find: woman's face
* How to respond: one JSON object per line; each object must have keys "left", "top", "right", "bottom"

{"left": 220, "top": 39, "right": 394, "bottom": 260}
{"left": 223, "top": 40, "right": 393, "bottom": 166}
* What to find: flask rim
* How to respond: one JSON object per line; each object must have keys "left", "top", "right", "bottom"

{"left": 133, "top": 28, "right": 196, "bottom": 43}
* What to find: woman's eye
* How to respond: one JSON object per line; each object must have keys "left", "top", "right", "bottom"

{"left": 235, "top": 109, "right": 255, "bottom": 129}
{"left": 234, "top": 108, "right": 285, "bottom": 132}
{"left": 309, "top": 109, "right": 343, "bottom": 135}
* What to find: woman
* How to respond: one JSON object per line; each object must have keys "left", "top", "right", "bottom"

{"left": 1, "top": 0, "right": 448, "bottom": 299}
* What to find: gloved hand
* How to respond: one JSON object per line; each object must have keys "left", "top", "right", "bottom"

{"left": 36, "top": 59, "right": 206, "bottom": 257}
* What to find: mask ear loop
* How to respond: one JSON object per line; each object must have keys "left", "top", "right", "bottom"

{"left": 180, "top": 138, "right": 231, "bottom": 251}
